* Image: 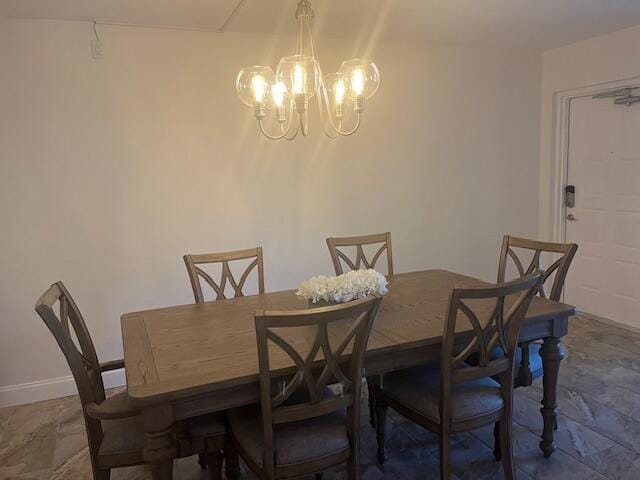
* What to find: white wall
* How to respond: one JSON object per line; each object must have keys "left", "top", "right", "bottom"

{"left": 0, "top": 18, "right": 542, "bottom": 406}
{"left": 539, "top": 24, "right": 640, "bottom": 239}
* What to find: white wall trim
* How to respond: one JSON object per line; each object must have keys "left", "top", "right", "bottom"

{"left": 578, "top": 310, "right": 640, "bottom": 335}
{"left": 0, "top": 369, "right": 126, "bottom": 408}
{"left": 548, "top": 75, "right": 640, "bottom": 243}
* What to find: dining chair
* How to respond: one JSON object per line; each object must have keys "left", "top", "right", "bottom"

{"left": 374, "top": 273, "right": 542, "bottom": 480}
{"left": 326, "top": 232, "right": 392, "bottom": 429}
{"left": 326, "top": 232, "right": 393, "bottom": 276}
{"left": 35, "top": 282, "right": 229, "bottom": 480}
{"left": 183, "top": 247, "right": 264, "bottom": 475}
{"left": 497, "top": 235, "right": 578, "bottom": 388}
{"left": 228, "top": 295, "right": 382, "bottom": 480}
{"left": 184, "top": 247, "right": 265, "bottom": 303}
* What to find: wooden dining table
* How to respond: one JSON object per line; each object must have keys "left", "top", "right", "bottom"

{"left": 121, "top": 269, "right": 575, "bottom": 479}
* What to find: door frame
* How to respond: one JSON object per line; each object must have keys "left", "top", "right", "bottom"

{"left": 548, "top": 75, "right": 640, "bottom": 244}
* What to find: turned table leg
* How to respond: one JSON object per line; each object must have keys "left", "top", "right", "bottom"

{"left": 142, "top": 404, "right": 178, "bottom": 480}
{"left": 539, "top": 336, "right": 565, "bottom": 458}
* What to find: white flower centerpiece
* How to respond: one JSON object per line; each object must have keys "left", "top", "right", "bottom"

{"left": 296, "top": 269, "right": 389, "bottom": 305}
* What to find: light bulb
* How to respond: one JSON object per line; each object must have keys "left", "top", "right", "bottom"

{"left": 272, "top": 82, "right": 287, "bottom": 108}
{"left": 251, "top": 74, "right": 267, "bottom": 103}
{"left": 293, "top": 64, "right": 305, "bottom": 95}
{"left": 276, "top": 55, "right": 320, "bottom": 100}
{"left": 334, "top": 79, "right": 346, "bottom": 105}
{"left": 351, "top": 68, "right": 365, "bottom": 96}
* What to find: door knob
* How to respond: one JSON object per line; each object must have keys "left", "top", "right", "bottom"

{"left": 566, "top": 213, "right": 578, "bottom": 221}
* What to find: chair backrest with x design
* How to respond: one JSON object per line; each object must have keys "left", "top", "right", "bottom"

{"left": 184, "top": 247, "right": 265, "bottom": 303}
{"left": 35, "top": 282, "right": 106, "bottom": 405}
{"left": 497, "top": 235, "right": 577, "bottom": 302}
{"left": 254, "top": 295, "right": 382, "bottom": 473}
{"left": 440, "top": 273, "right": 542, "bottom": 405}
{"left": 326, "top": 232, "right": 393, "bottom": 276}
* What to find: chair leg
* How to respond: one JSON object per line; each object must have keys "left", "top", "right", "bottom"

{"left": 198, "top": 452, "right": 208, "bottom": 470}
{"left": 367, "top": 376, "right": 381, "bottom": 429}
{"left": 367, "top": 379, "right": 377, "bottom": 428}
{"left": 206, "top": 451, "right": 223, "bottom": 480}
{"left": 315, "top": 474, "right": 323, "bottom": 480}
{"left": 516, "top": 342, "right": 534, "bottom": 387}
{"left": 493, "top": 421, "right": 501, "bottom": 461}
{"left": 347, "top": 454, "right": 360, "bottom": 480}
{"left": 375, "top": 401, "right": 388, "bottom": 465}
{"left": 95, "top": 469, "right": 111, "bottom": 480}
{"left": 499, "top": 418, "right": 515, "bottom": 480}
{"left": 439, "top": 431, "right": 451, "bottom": 480}
{"left": 224, "top": 441, "right": 240, "bottom": 480}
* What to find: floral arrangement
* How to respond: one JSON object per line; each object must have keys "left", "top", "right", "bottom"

{"left": 296, "top": 269, "right": 389, "bottom": 304}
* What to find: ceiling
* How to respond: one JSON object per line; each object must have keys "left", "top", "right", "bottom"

{"left": 2, "top": 0, "right": 640, "bottom": 50}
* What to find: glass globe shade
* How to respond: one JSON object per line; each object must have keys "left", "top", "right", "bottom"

{"left": 236, "top": 66, "right": 275, "bottom": 107}
{"left": 276, "top": 55, "right": 320, "bottom": 100}
{"left": 339, "top": 59, "right": 380, "bottom": 100}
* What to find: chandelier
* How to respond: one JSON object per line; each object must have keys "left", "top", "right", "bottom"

{"left": 235, "top": 0, "right": 380, "bottom": 140}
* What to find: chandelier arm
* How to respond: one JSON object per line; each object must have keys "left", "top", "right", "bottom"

{"left": 256, "top": 98, "right": 297, "bottom": 140}
{"left": 285, "top": 119, "right": 300, "bottom": 141}
{"left": 305, "top": 14, "right": 321, "bottom": 63}
{"left": 318, "top": 114, "right": 339, "bottom": 139}
{"left": 305, "top": 15, "right": 339, "bottom": 135}
{"left": 316, "top": 79, "right": 362, "bottom": 137}
{"left": 296, "top": 15, "right": 303, "bottom": 55}
{"left": 281, "top": 99, "right": 296, "bottom": 132}
{"left": 317, "top": 80, "right": 344, "bottom": 135}
{"left": 337, "top": 112, "right": 361, "bottom": 136}
{"left": 258, "top": 119, "right": 291, "bottom": 140}
{"left": 305, "top": 14, "right": 357, "bottom": 137}
{"left": 315, "top": 90, "right": 339, "bottom": 139}
{"left": 300, "top": 111, "right": 309, "bottom": 136}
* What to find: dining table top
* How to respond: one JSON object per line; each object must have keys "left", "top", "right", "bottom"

{"left": 121, "top": 269, "right": 574, "bottom": 405}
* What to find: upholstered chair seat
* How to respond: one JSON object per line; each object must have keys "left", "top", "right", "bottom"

{"left": 98, "top": 417, "right": 145, "bottom": 467}
{"left": 229, "top": 406, "right": 349, "bottom": 467}
{"left": 381, "top": 363, "right": 504, "bottom": 423}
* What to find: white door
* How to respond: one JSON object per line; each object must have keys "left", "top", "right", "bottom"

{"left": 564, "top": 94, "right": 640, "bottom": 329}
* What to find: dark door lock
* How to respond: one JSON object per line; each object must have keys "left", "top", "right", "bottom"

{"left": 565, "top": 185, "right": 575, "bottom": 208}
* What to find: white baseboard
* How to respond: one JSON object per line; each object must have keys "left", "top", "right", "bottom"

{"left": 577, "top": 310, "right": 640, "bottom": 335}
{"left": 0, "top": 369, "right": 126, "bottom": 408}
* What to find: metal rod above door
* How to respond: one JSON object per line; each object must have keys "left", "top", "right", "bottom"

{"left": 593, "top": 87, "right": 640, "bottom": 106}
